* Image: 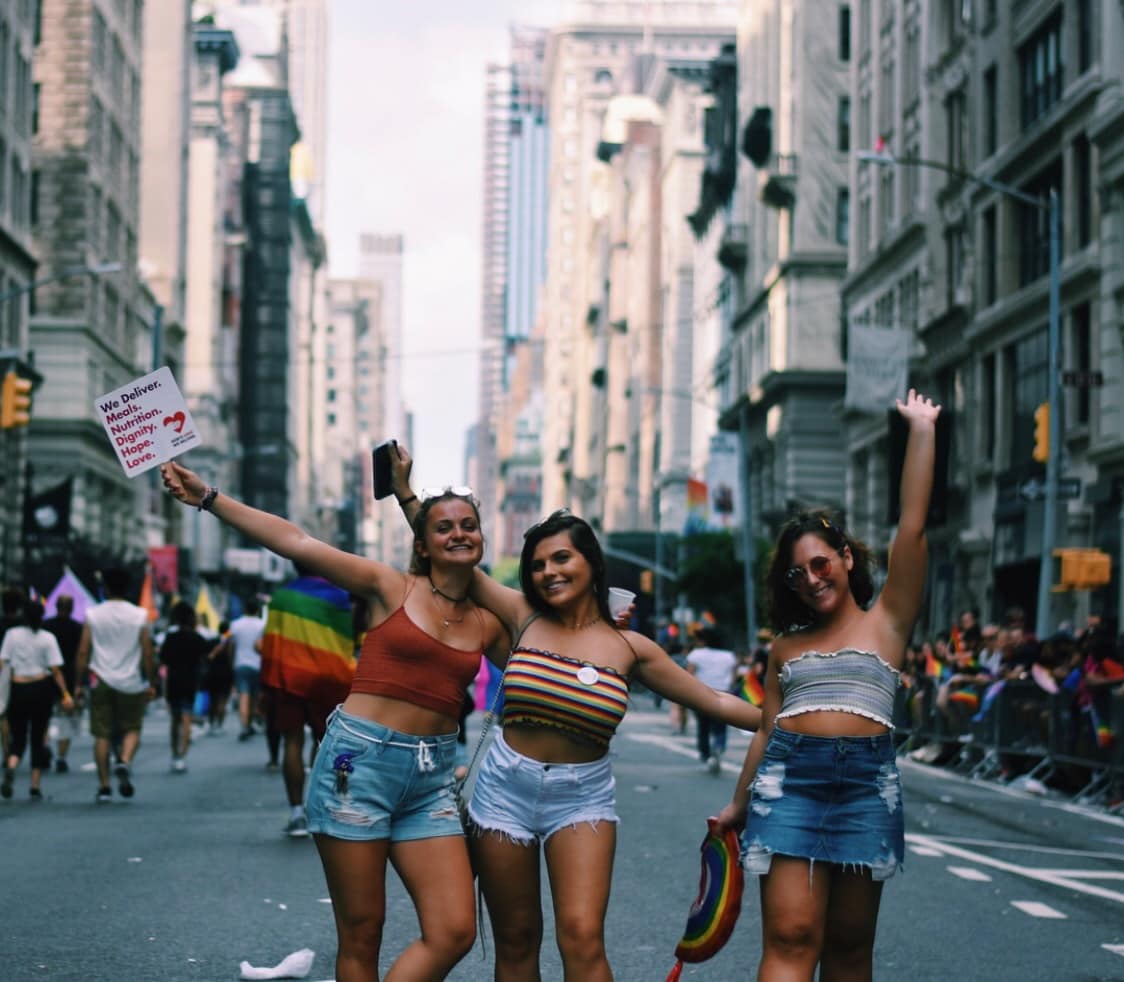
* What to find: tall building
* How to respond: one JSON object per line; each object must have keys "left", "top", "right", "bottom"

{"left": 358, "top": 233, "right": 408, "bottom": 567}
{"left": 28, "top": 0, "right": 156, "bottom": 581}
{"left": 538, "top": 0, "right": 738, "bottom": 510}
{"left": 0, "top": 0, "right": 39, "bottom": 584}
{"left": 480, "top": 26, "right": 549, "bottom": 554}
{"left": 181, "top": 14, "right": 240, "bottom": 578}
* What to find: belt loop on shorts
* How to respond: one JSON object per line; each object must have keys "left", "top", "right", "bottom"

{"left": 416, "top": 740, "right": 436, "bottom": 773}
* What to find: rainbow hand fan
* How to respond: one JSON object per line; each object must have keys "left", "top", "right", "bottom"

{"left": 665, "top": 817, "right": 745, "bottom": 981}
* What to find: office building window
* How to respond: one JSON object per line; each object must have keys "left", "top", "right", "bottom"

{"left": 839, "top": 6, "right": 851, "bottom": 61}
{"left": 1010, "top": 328, "right": 1048, "bottom": 465}
{"left": 945, "top": 87, "right": 968, "bottom": 173}
{"left": 1077, "top": 0, "right": 1093, "bottom": 73}
{"left": 1019, "top": 11, "right": 1063, "bottom": 130}
{"left": 982, "top": 206, "right": 997, "bottom": 306}
{"left": 981, "top": 353, "right": 996, "bottom": 461}
{"left": 1018, "top": 159, "right": 1063, "bottom": 287}
{"left": 838, "top": 97, "right": 850, "bottom": 152}
{"left": 1071, "top": 302, "right": 1092, "bottom": 425}
{"left": 836, "top": 188, "right": 850, "bottom": 245}
{"left": 1074, "top": 135, "right": 1092, "bottom": 247}
{"left": 983, "top": 65, "right": 997, "bottom": 157}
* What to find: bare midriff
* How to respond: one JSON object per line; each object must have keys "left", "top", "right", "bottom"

{"left": 776, "top": 709, "right": 889, "bottom": 738}
{"left": 504, "top": 721, "right": 609, "bottom": 765}
{"left": 341, "top": 692, "right": 458, "bottom": 737}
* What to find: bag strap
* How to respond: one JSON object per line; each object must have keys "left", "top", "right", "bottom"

{"left": 457, "top": 612, "right": 540, "bottom": 792}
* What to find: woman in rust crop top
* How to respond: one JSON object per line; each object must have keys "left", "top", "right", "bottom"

{"left": 392, "top": 447, "right": 761, "bottom": 982}
{"left": 161, "top": 457, "right": 508, "bottom": 982}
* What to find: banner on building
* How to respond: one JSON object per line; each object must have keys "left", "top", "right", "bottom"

{"left": 147, "top": 545, "right": 179, "bottom": 596}
{"left": 844, "top": 325, "right": 911, "bottom": 414}
{"left": 684, "top": 478, "right": 709, "bottom": 536}
{"left": 705, "top": 432, "right": 740, "bottom": 529}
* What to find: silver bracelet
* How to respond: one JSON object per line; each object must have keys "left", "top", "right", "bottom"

{"left": 199, "top": 487, "right": 219, "bottom": 512}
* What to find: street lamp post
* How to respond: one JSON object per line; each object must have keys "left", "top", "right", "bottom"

{"left": 856, "top": 151, "right": 1061, "bottom": 638}
{"left": 0, "top": 260, "right": 123, "bottom": 306}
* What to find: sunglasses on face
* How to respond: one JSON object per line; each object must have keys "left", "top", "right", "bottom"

{"left": 783, "top": 551, "right": 844, "bottom": 591}
{"left": 523, "top": 508, "right": 572, "bottom": 539}
{"left": 419, "top": 485, "right": 475, "bottom": 502}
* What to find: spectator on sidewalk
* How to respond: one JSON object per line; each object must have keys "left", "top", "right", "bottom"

{"left": 75, "top": 568, "right": 156, "bottom": 803}
{"left": 228, "top": 599, "right": 266, "bottom": 741}
{"left": 159, "top": 602, "right": 211, "bottom": 772}
{"left": 686, "top": 625, "right": 738, "bottom": 774}
{"left": 260, "top": 568, "right": 356, "bottom": 837}
{"left": 44, "top": 595, "right": 83, "bottom": 773}
{"left": 1, "top": 599, "right": 74, "bottom": 799}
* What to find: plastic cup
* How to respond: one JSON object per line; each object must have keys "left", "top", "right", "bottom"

{"left": 608, "top": 587, "right": 636, "bottom": 618}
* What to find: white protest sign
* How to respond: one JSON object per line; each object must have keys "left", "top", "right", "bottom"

{"left": 94, "top": 366, "right": 201, "bottom": 477}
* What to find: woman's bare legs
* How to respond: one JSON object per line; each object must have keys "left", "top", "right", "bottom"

{"left": 544, "top": 822, "right": 616, "bottom": 982}
{"left": 474, "top": 832, "right": 545, "bottom": 981}
{"left": 757, "top": 856, "right": 830, "bottom": 981}
{"left": 819, "top": 868, "right": 883, "bottom": 982}
{"left": 316, "top": 834, "right": 476, "bottom": 982}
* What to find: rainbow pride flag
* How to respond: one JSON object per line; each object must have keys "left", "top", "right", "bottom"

{"left": 925, "top": 652, "right": 946, "bottom": 680}
{"left": 261, "top": 576, "right": 355, "bottom": 697}
{"left": 737, "top": 672, "right": 765, "bottom": 707}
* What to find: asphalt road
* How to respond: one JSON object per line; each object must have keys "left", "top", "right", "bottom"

{"left": 1, "top": 700, "right": 1122, "bottom": 981}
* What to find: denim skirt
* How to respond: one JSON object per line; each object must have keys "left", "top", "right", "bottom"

{"left": 740, "top": 725, "right": 904, "bottom": 880}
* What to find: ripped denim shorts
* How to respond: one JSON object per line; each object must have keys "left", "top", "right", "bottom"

{"left": 467, "top": 728, "right": 619, "bottom": 844}
{"left": 305, "top": 707, "right": 462, "bottom": 842}
{"left": 740, "top": 725, "right": 904, "bottom": 880}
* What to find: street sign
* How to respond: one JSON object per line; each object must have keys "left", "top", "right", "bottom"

{"left": 1018, "top": 477, "right": 1081, "bottom": 502}
{"left": 1062, "top": 370, "right": 1104, "bottom": 387}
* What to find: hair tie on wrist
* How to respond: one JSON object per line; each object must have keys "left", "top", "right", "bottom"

{"left": 199, "top": 487, "right": 219, "bottom": 512}
{"left": 398, "top": 494, "right": 418, "bottom": 506}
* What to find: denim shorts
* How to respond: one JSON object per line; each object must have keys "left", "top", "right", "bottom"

{"left": 305, "top": 707, "right": 462, "bottom": 842}
{"left": 467, "top": 728, "right": 619, "bottom": 844}
{"left": 740, "top": 726, "right": 904, "bottom": 880}
{"left": 234, "top": 666, "right": 260, "bottom": 696}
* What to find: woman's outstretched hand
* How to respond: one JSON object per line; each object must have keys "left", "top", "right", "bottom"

{"left": 390, "top": 442, "right": 413, "bottom": 500}
{"left": 160, "top": 461, "right": 207, "bottom": 508}
{"left": 895, "top": 388, "right": 941, "bottom": 427}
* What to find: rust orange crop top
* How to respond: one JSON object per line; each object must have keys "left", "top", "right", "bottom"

{"left": 350, "top": 605, "right": 483, "bottom": 720}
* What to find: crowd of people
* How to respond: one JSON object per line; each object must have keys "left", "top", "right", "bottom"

{"left": 4, "top": 388, "right": 1122, "bottom": 980}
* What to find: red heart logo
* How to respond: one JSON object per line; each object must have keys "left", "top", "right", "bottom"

{"left": 163, "top": 412, "right": 186, "bottom": 434}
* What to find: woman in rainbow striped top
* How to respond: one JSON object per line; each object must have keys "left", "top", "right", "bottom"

{"left": 393, "top": 451, "right": 761, "bottom": 982}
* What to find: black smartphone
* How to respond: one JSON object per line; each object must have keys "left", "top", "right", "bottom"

{"left": 372, "top": 440, "right": 397, "bottom": 500}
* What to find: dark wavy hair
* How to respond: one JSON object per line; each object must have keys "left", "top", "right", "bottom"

{"left": 408, "top": 491, "right": 483, "bottom": 575}
{"left": 765, "top": 509, "right": 876, "bottom": 633}
{"left": 519, "top": 510, "right": 613, "bottom": 624}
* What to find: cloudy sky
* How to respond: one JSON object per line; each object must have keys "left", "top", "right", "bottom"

{"left": 324, "top": 0, "right": 563, "bottom": 489}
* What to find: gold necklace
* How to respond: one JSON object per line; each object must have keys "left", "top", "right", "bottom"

{"left": 428, "top": 585, "right": 467, "bottom": 628}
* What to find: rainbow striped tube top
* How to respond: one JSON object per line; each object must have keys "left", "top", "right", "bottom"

{"left": 501, "top": 646, "right": 631, "bottom": 749}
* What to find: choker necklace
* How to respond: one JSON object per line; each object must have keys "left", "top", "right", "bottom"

{"left": 575, "top": 616, "right": 601, "bottom": 631}
{"left": 428, "top": 576, "right": 469, "bottom": 605}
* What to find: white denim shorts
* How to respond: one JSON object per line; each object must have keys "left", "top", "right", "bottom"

{"left": 467, "top": 728, "right": 619, "bottom": 844}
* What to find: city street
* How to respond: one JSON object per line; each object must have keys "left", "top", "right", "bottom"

{"left": 2, "top": 700, "right": 1122, "bottom": 982}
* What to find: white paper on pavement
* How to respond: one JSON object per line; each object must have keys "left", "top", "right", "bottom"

{"left": 238, "top": 948, "right": 316, "bottom": 980}
{"left": 94, "top": 366, "right": 201, "bottom": 477}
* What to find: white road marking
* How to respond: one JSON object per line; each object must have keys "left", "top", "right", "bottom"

{"left": 1011, "top": 900, "right": 1067, "bottom": 919}
{"left": 1102, "top": 944, "right": 1124, "bottom": 957}
{"left": 926, "top": 836, "right": 1124, "bottom": 861}
{"left": 624, "top": 733, "right": 740, "bottom": 772}
{"left": 908, "top": 845, "right": 943, "bottom": 857}
{"left": 1032, "top": 870, "right": 1124, "bottom": 880}
{"left": 907, "top": 833, "right": 1124, "bottom": 905}
{"left": 947, "top": 866, "right": 992, "bottom": 881}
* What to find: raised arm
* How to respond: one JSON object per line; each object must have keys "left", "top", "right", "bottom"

{"left": 161, "top": 460, "right": 397, "bottom": 601}
{"left": 631, "top": 634, "right": 761, "bottom": 731}
{"left": 879, "top": 390, "right": 941, "bottom": 637}
{"left": 389, "top": 442, "right": 531, "bottom": 637}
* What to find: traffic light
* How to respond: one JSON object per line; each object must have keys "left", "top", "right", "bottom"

{"left": 0, "top": 370, "right": 32, "bottom": 428}
{"left": 1053, "top": 548, "right": 1112, "bottom": 590}
{"left": 638, "top": 569, "right": 654, "bottom": 594}
{"left": 1032, "top": 402, "right": 1049, "bottom": 463}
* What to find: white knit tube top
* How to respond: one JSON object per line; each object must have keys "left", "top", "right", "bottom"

{"left": 774, "top": 649, "right": 900, "bottom": 728}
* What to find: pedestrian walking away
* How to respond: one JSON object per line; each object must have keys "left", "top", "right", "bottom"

{"left": 392, "top": 445, "right": 762, "bottom": 982}
{"left": 159, "top": 601, "right": 211, "bottom": 772}
{"left": 161, "top": 455, "right": 510, "bottom": 982}
{"left": 1, "top": 600, "right": 74, "bottom": 799}
{"left": 686, "top": 626, "right": 738, "bottom": 774}
{"left": 228, "top": 600, "right": 266, "bottom": 741}
{"left": 74, "top": 568, "right": 157, "bottom": 803}
{"left": 716, "top": 388, "right": 941, "bottom": 982}
{"left": 203, "top": 620, "right": 235, "bottom": 734}
{"left": 44, "top": 595, "right": 83, "bottom": 773}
